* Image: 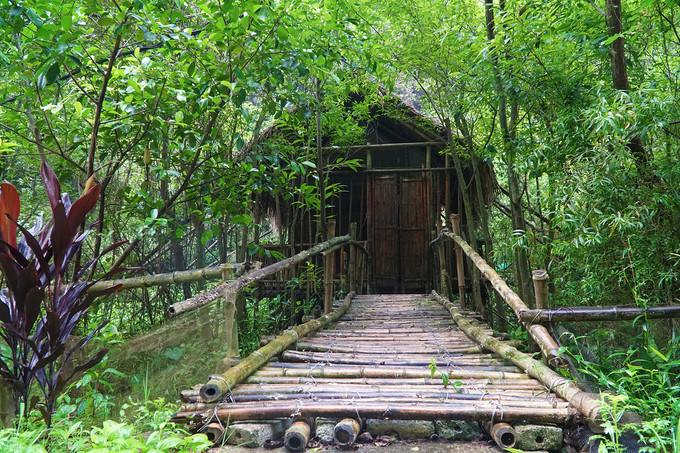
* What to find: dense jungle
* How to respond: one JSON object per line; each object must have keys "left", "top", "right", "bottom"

{"left": 0, "top": 0, "right": 679, "bottom": 451}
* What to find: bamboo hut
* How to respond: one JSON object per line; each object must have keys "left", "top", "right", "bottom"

{"left": 242, "top": 91, "right": 496, "bottom": 295}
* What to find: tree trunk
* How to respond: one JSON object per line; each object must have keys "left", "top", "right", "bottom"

{"left": 484, "top": 0, "right": 533, "bottom": 305}
{"left": 456, "top": 116, "right": 507, "bottom": 331}
{"left": 605, "top": 0, "right": 655, "bottom": 180}
{"left": 446, "top": 119, "right": 486, "bottom": 320}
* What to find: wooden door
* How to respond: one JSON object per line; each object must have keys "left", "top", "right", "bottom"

{"left": 368, "top": 175, "right": 399, "bottom": 292}
{"left": 368, "top": 174, "right": 431, "bottom": 293}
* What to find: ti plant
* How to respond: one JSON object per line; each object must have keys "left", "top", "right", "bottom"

{"left": 0, "top": 161, "right": 125, "bottom": 427}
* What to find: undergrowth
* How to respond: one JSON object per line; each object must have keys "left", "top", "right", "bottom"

{"left": 0, "top": 377, "right": 212, "bottom": 453}
{"left": 568, "top": 326, "right": 680, "bottom": 451}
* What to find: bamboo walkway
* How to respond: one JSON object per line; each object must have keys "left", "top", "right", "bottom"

{"left": 173, "top": 294, "right": 580, "bottom": 435}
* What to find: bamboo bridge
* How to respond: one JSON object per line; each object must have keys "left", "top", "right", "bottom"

{"left": 94, "top": 216, "right": 674, "bottom": 451}
{"left": 170, "top": 291, "right": 592, "bottom": 451}
{"left": 150, "top": 218, "right": 612, "bottom": 452}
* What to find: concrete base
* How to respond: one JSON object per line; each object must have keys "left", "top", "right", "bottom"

{"left": 314, "top": 418, "right": 336, "bottom": 443}
{"left": 435, "top": 420, "right": 480, "bottom": 441}
{"left": 515, "top": 424, "right": 563, "bottom": 452}
{"left": 226, "top": 420, "right": 290, "bottom": 447}
{"left": 366, "top": 419, "right": 435, "bottom": 439}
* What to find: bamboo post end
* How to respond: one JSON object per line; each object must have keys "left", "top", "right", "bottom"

{"left": 284, "top": 420, "right": 312, "bottom": 452}
{"left": 334, "top": 418, "right": 361, "bottom": 450}
{"left": 483, "top": 422, "right": 517, "bottom": 450}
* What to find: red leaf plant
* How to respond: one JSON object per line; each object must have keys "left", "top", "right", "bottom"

{"left": 0, "top": 161, "right": 125, "bottom": 427}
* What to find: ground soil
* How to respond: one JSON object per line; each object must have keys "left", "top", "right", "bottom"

{"left": 210, "top": 439, "right": 503, "bottom": 453}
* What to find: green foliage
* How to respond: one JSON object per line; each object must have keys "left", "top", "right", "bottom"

{"left": 0, "top": 396, "right": 211, "bottom": 453}
{"left": 568, "top": 333, "right": 680, "bottom": 450}
{"left": 0, "top": 163, "right": 124, "bottom": 427}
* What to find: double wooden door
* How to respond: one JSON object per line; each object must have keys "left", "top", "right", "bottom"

{"left": 367, "top": 174, "right": 431, "bottom": 293}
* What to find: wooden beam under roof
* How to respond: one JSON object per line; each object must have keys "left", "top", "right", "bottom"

{"left": 321, "top": 141, "right": 445, "bottom": 152}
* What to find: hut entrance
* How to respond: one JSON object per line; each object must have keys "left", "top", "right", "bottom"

{"left": 368, "top": 173, "right": 432, "bottom": 293}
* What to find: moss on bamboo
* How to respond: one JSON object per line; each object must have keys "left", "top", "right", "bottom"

{"left": 431, "top": 290, "right": 600, "bottom": 422}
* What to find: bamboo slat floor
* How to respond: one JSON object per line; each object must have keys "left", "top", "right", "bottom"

{"left": 173, "top": 294, "right": 579, "bottom": 433}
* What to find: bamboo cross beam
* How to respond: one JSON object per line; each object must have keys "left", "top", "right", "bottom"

{"left": 167, "top": 235, "right": 351, "bottom": 317}
{"left": 520, "top": 305, "right": 680, "bottom": 323}
{"left": 442, "top": 231, "right": 565, "bottom": 367}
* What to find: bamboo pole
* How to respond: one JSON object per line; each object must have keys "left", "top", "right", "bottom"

{"left": 442, "top": 231, "right": 564, "bottom": 366}
{"left": 334, "top": 418, "right": 361, "bottom": 449}
{"left": 200, "top": 423, "right": 225, "bottom": 445}
{"left": 532, "top": 270, "right": 550, "bottom": 310}
{"left": 168, "top": 235, "right": 351, "bottom": 317}
{"left": 431, "top": 291, "right": 601, "bottom": 422}
{"left": 199, "top": 292, "right": 354, "bottom": 402}
{"left": 254, "top": 365, "right": 528, "bottom": 380}
{"left": 173, "top": 400, "right": 579, "bottom": 425}
{"left": 348, "top": 223, "right": 357, "bottom": 293}
{"left": 88, "top": 263, "right": 234, "bottom": 292}
{"left": 324, "top": 220, "right": 337, "bottom": 314}
{"left": 451, "top": 215, "right": 467, "bottom": 309}
{"left": 483, "top": 422, "right": 517, "bottom": 449}
{"left": 223, "top": 289, "right": 239, "bottom": 359}
{"left": 519, "top": 304, "right": 680, "bottom": 323}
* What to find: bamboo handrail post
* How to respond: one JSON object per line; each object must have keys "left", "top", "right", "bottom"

{"left": 223, "top": 288, "right": 239, "bottom": 359}
{"left": 324, "top": 220, "right": 336, "bottom": 314}
{"left": 532, "top": 269, "right": 550, "bottom": 310}
{"left": 451, "top": 214, "right": 466, "bottom": 308}
{"left": 436, "top": 234, "right": 452, "bottom": 303}
{"left": 348, "top": 223, "right": 357, "bottom": 293}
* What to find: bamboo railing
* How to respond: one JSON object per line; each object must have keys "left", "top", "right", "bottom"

{"left": 430, "top": 291, "right": 601, "bottom": 422}
{"left": 88, "top": 263, "right": 236, "bottom": 292}
{"left": 167, "top": 234, "right": 353, "bottom": 317}
{"left": 441, "top": 228, "right": 565, "bottom": 367}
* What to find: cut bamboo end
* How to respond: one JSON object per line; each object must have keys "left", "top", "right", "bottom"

{"left": 333, "top": 418, "right": 361, "bottom": 449}
{"left": 284, "top": 420, "right": 312, "bottom": 452}
{"left": 200, "top": 422, "right": 225, "bottom": 445}
{"left": 483, "top": 422, "right": 517, "bottom": 449}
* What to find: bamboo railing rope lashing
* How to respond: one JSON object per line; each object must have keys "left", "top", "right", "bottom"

{"left": 441, "top": 230, "right": 566, "bottom": 367}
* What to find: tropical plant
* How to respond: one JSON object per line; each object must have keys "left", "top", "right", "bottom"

{"left": 0, "top": 161, "right": 124, "bottom": 427}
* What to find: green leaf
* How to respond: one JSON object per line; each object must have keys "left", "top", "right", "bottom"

{"left": 143, "top": 31, "right": 157, "bottom": 41}
{"left": 233, "top": 88, "right": 247, "bottom": 107}
{"left": 61, "top": 8, "right": 72, "bottom": 30}
{"left": 26, "top": 8, "right": 43, "bottom": 28}
{"left": 98, "top": 16, "right": 116, "bottom": 27}
{"left": 9, "top": 6, "right": 23, "bottom": 18}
